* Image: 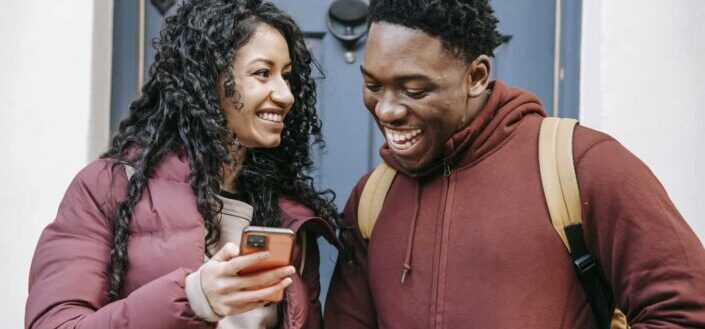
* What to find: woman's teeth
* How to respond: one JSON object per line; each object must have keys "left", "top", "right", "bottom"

{"left": 385, "top": 128, "right": 422, "bottom": 150}
{"left": 257, "top": 113, "right": 283, "bottom": 122}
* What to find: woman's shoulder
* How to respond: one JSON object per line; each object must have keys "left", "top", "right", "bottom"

{"left": 71, "top": 158, "right": 128, "bottom": 196}
{"left": 63, "top": 158, "right": 129, "bottom": 216}
{"left": 76, "top": 151, "right": 191, "bottom": 184}
{"left": 278, "top": 196, "right": 339, "bottom": 245}
{"left": 278, "top": 195, "right": 316, "bottom": 220}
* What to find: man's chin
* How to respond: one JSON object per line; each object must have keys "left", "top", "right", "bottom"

{"left": 393, "top": 154, "right": 433, "bottom": 173}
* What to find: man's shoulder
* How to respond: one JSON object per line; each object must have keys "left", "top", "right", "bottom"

{"left": 573, "top": 124, "right": 617, "bottom": 160}
{"left": 571, "top": 125, "right": 659, "bottom": 195}
{"left": 349, "top": 170, "right": 375, "bottom": 203}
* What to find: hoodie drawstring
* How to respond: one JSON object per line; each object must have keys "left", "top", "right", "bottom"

{"left": 401, "top": 181, "right": 422, "bottom": 283}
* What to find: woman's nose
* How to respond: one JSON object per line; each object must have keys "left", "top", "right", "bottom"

{"left": 271, "top": 76, "right": 295, "bottom": 108}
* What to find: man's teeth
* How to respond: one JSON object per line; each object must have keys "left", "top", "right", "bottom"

{"left": 387, "top": 128, "right": 421, "bottom": 142}
{"left": 257, "top": 113, "right": 283, "bottom": 122}
{"left": 385, "top": 128, "right": 422, "bottom": 150}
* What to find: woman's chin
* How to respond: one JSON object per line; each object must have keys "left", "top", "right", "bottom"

{"left": 247, "top": 137, "right": 282, "bottom": 149}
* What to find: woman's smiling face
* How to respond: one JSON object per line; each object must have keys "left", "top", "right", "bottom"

{"left": 219, "top": 23, "right": 295, "bottom": 149}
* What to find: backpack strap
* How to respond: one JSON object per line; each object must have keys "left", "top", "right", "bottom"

{"left": 358, "top": 161, "right": 397, "bottom": 239}
{"left": 539, "top": 117, "right": 627, "bottom": 329}
{"left": 538, "top": 117, "right": 582, "bottom": 251}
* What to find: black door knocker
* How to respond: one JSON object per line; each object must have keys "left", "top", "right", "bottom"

{"left": 326, "top": 0, "right": 369, "bottom": 63}
{"left": 151, "top": 0, "right": 176, "bottom": 15}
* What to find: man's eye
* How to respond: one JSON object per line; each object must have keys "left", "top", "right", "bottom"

{"left": 254, "top": 69, "right": 270, "bottom": 78}
{"left": 365, "top": 83, "right": 381, "bottom": 92}
{"left": 404, "top": 89, "right": 428, "bottom": 99}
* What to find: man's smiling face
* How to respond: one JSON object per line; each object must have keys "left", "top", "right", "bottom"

{"left": 361, "top": 22, "right": 479, "bottom": 172}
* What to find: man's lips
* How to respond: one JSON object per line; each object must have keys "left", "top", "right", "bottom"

{"left": 384, "top": 127, "right": 423, "bottom": 151}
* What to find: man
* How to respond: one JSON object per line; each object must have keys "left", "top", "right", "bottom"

{"left": 323, "top": 0, "right": 705, "bottom": 328}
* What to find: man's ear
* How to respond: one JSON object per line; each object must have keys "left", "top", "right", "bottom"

{"left": 467, "top": 55, "right": 491, "bottom": 98}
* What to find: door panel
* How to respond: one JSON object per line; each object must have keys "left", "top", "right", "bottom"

{"left": 270, "top": 0, "right": 367, "bottom": 306}
{"left": 492, "top": 0, "right": 557, "bottom": 112}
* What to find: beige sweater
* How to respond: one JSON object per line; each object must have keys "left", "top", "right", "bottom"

{"left": 185, "top": 196, "right": 278, "bottom": 329}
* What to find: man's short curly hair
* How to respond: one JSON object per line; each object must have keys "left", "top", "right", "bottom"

{"left": 368, "top": 0, "right": 503, "bottom": 62}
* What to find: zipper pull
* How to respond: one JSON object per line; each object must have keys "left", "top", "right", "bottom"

{"left": 443, "top": 162, "right": 451, "bottom": 177}
{"left": 401, "top": 265, "right": 411, "bottom": 283}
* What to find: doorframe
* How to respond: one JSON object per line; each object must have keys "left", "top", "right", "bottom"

{"left": 556, "top": 0, "right": 582, "bottom": 119}
{"left": 110, "top": 0, "right": 584, "bottom": 130}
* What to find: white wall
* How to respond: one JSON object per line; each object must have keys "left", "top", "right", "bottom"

{"left": 581, "top": 0, "right": 705, "bottom": 240}
{"left": 0, "top": 1, "right": 112, "bottom": 327}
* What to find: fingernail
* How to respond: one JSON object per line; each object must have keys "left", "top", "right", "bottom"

{"left": 284, "top": 278, "right": 293, "bottom": 286}
{"left": 259, "top": 251, "right": 270, "bottom": 259}
{"left": 286, "top": 266, "right": 296, "bottom": 275}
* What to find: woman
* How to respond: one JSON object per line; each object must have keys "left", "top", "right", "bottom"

{"left": 25, "top": 1, "right": 338, "bottom": 328}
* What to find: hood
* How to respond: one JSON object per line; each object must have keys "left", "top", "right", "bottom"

{"left": 379, "top": 80, "right": 546, "bottom": 177}
{"left": 377, "top": 80, "right": 546, "bottom": 284}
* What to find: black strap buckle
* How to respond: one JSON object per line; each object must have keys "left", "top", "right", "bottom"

{"left": 574, "top": 254, "right": 598, "bottom": 275}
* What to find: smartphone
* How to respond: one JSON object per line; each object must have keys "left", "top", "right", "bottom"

{"left": 239, "top": 226, "right": 295, "bottom": 302}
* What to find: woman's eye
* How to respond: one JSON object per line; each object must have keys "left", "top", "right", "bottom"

{"left": 365, "top": 83, "right": 381, "bottom": 92}
{"left": 254, "top": 69, "right": 270, "bottom": 78}
{"left": 282, "top": 72, "right": 292, "bottom": 82}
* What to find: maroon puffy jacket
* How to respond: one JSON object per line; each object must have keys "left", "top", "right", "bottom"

{"left": 26, "top": 153, "right": 337, "bottom": 329}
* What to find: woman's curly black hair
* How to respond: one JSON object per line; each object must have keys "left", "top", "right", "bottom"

{"left": 101, "top": 0, "right": 337, "bottom": 301}
{"left": 368, "top": 0, "right": 503, "bottom": 61}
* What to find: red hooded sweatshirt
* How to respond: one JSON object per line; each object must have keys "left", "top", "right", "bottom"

{"left": 324, "top": 80, "right": 705, "bottom": 328}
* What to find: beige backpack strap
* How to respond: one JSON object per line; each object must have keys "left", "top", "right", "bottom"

{"left": 539, "top": 117, "right": 629, "bottom": 329}
{"left": 538, "top": 117, "right": 581, "bottom": 252}
{"left": 358, "top": 162, "right": 397, "bottom": 239}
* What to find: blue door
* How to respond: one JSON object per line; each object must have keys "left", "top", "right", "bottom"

{"left": 269, "top": 0, "right": 371, "bottom": 305}
{"left": 111, "top": 0, "right": 581, "bottom": 306}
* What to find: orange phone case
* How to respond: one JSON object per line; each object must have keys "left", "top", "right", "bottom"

{"left": 239, "top": 226, "right": 295, "bottom": 302}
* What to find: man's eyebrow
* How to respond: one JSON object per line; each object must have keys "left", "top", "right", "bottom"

{"left": 360, "top": 65, "right": 374, "bottom": 78}
{"left": 360, "top": 65, "right": 433, "bottom": 82}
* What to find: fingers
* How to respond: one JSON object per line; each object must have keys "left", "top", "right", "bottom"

{"left": 211, "top": 242, "right": 239, "bottom": 262}
{"left": 221, "top": 266, "right": 296, "bottom": 293}
{"left": 224, "top": 277, "right": 294, "bottom": 305}
{"left": 222, "top": 251, "right": 270, "bottom": 275}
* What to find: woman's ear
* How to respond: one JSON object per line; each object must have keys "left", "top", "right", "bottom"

{"left": 467, "top": 55, "right": 491, "bottom": 98}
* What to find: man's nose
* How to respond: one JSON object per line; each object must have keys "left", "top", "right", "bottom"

{"left": 375, "top": 93, "right": 407, "bottom": 124}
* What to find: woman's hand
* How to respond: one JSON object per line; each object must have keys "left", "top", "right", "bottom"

{"left": 199, "top": 242, "right": 295, "bottom": 317}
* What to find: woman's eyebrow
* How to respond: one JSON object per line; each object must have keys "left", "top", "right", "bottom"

{"left": 247, "top": 58, "right": 292, "bottom": 68}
